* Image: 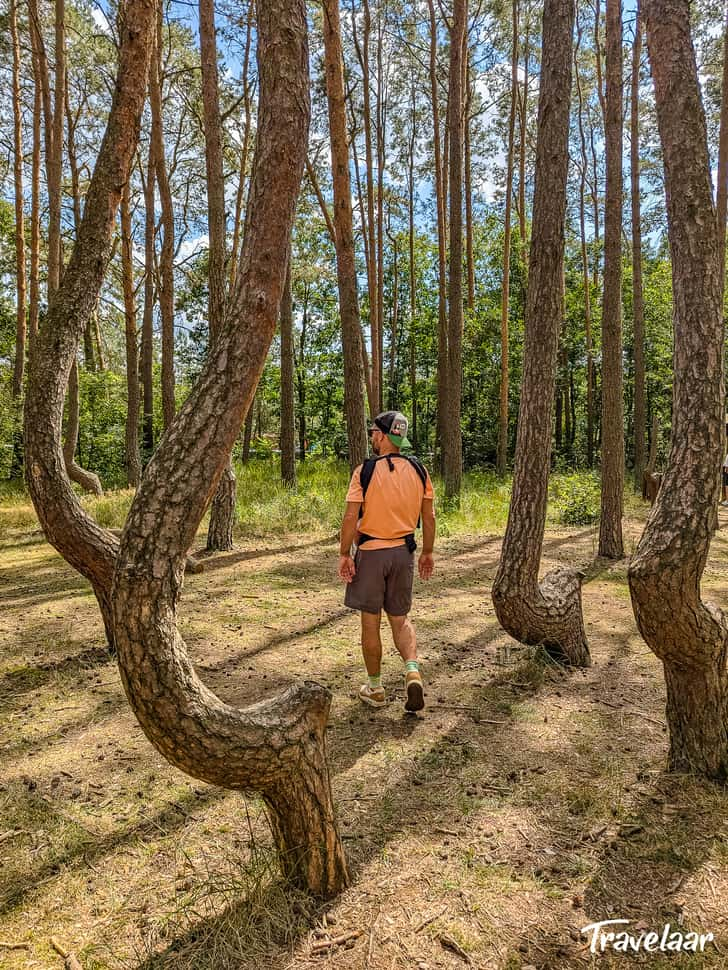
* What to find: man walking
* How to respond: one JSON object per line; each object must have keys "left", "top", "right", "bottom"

{"left": 338, "top": 412, "right": 435, "bottom": 712}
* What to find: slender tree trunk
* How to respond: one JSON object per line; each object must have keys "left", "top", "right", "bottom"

{"left": 575, "top": 13, "right": 595, "bottom": 468}
{"left": 598, "top": 0, "right": 624, "bottom": 559}
{"left": 629, "top": 0, "right": 728, "bottom": 780}
{"left": 352, "top": 0, "right": 379, "bottom": 413}
{"left": 443, "top": 0, "right": 466, "bottom": 500}
{"left": 497, "top": 0, "right": 519, "bottom": 477}
{"left": 464, "top": 50, "right": 475, "bottom": 313}
{"left": 150, "top": 9, "right": 175, "bottom": 429}
{"left": 47, "top": 0, "right": 65, "bottom": 297}
{"left": 201, "top": 0, "right": 237, "bottom": 551}
{"left": 408, "top": 83, "right": 418, "bottom": 450}
{"left": 492, "top": 0, "right": 589, "bottom": 667}
{"left": 387, "top": 230, "right": 398, "bottom": 406}
{"left": 518, "top": 5, "right": 529, "bottom": 262}
{"left": 375, "top": 10, "right": 385, "bottom": 412}
{"left": 242, "top": 400, "right": 254, "bottom": 462}
{"left": 29, "top": 46, "right": 42, "bottom": 343}
{"left": 228, "top": 1, "right": 254, "bottom": 292}
{"left": 321, "top": 0, "right": 368, "bottom": 469}
{"left": 717, "top": 1, "right": 728, "bottom": 275}
{"left": 141, "top": 146, "right": 156, "bottom": 460}
{"left": 427, "top": 0, "right": 448, "bottom": 472}
{"left": 632, "top": 7, "right": 647, "bottom": 490}
{"left": 63, "top": 359, "right": 103, "bottom": 494}
{"left": 280, "top": 257, "right": 296, "bottom": 486}
{"left": 11, "top": 0, "right": 27, "bottom": 401}
{"left": 121, "top": 179, "right": 141, "bottom": 489}
{"left": 66, "top": 92, "right": 96, "bottom": 374}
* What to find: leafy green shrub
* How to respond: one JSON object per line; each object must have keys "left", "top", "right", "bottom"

{"left": 552, "top": 473, "right": 600, "bottom": 525}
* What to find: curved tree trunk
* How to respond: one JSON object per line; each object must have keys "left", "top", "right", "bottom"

{"left": 492, "top": 0, "right": 589, "bottom": 668}
{"left": 321, "top": 0, "right": 368, "bottom": 470}
{"left": 201, "top": 0, "right": 237, "bottom": 551}
{"left": 598, "top": 0, "right": 624, "bottom": 559}
{"left": 112, "top": 0, "right": 348, "bottom": 895}
{"left": 628, "top": 0, "right": 728, "bottom": 780}
{"left": 24, "top": 0, "right": 156, "bottom": 646}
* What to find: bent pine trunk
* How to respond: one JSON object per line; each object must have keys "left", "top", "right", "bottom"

{"left": 629, "top": 0, "right": 728, "bottom": 780}
{"left": 112, "top": 0, "right": 349, "bottom": 895}
{"left": 492, "top": 0, "right": 589, "bottom": 667}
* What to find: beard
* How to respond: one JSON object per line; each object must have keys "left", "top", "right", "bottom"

{"left": 372, "top": 439, "right": 381, "bottom": 455}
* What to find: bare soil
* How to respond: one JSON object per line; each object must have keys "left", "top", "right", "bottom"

{"left": 2, "top": 512, "right": 728, "bottom": 968}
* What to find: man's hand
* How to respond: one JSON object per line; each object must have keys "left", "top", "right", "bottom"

{"left": 418, "top": 552, "right": 434, "bottom": 580}
{"left": 338, "top": 554, "right": 356, "bottom": 583}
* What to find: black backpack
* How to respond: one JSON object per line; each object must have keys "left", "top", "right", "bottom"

{"left": 357, "top": 454, "right": 428, "bottom": 551}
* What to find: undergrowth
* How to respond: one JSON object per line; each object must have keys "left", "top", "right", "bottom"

{"left": 0, "top": 461, "right": 639, "bottom": 540}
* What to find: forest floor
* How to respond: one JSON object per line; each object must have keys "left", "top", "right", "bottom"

{"left": 2, "top": 494, "right": 728, "bottom": 969}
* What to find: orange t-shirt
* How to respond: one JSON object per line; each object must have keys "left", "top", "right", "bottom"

{"left": 345, "top": 456, "right": 435, "bottom": 550}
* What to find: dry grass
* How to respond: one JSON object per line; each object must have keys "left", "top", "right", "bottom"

{"left": 2, "top": 497, "right": 728, "bottom": 969}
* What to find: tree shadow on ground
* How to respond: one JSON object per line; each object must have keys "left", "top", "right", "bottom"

{"left": 193, "top": 535, "right": 337, "bottom": 572}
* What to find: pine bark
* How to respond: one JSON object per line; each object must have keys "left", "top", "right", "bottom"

{"left": 427, "top": 0, "right": 448, "bottom": 471}
{"left": 47, "top": 0, "right": 65, "bottom": 297}
{"left": 717, "top": 2, "right": 728, "bottom": 273}
{"left": 464, "top": 50, "right": 475, "bottom": 313}
{"left": 492, "top": 0, "right": 589, "bottom": 667}
{"left": 141, "top": 145, "right": 156, "bottom": 459}
{"left": 11, "top": 0, "right": 27, "bottom": 400}
{"left": 149, "top": 10, "right": 176, "bottom": 429}
{"left": 113, "top": 0, "right": 348, "bottom": 893}
{"left": 575, "top": 13, "right": 595, "bottom": 468}
{"left": 29, "top": 43, "right": 42, "bottom": 343}
{"left": 629, "top": 0, "right": 728, "bottom": 780}
{"left": 443, "top": 0, "right": 466, "bottom": 500}
{"left": 598, "top": 0, "right": 624, "bottom": 559}
{"left": 352, "top": 0, "right": 379, "bottom": 412}
{"left": 631, "top": 8, "right": 647, "bottom": 490}
{"left": 321, "top": 0, "right": 368, "bottom": 469}
{"left": 121, "top": 179, "right": 141, "bottom": 488}
{"left": 201, "top": 0, "right": 237, "bottom": 551}
{"left": 497, "top": 0, "right": 519, "bottom": 477}
{"left": 280, "top": 257, "right": 296, "bottom": 486}
{"left": 24, "top": 0, "right": 156, "bottom": 645}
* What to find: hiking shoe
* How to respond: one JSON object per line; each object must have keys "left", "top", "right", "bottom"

{"left": 359, "top": 684, "right": 386, "bottom": 707}
{"left": 404, "top": 670, "right": 425, "bottom": 712}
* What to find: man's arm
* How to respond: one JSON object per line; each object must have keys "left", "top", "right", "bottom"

{"left": 419, "top": 498, "right": 435, "bottom": 580}
{"left": 338, "top": 501, "right": 360, "bottom": 582}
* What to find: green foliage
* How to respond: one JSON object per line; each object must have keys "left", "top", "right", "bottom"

{"left": 550, "top": 472, "right": 601, "bottom": 526}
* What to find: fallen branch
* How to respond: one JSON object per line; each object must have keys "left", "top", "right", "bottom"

{"left": 50, "top": 937, "right": 83, "bottom": 970}
{"left": 437, "top": 932, "right": 473, "bottom": 964}
{"left": 311, "top": 929, "right": 363, "bottom": 952}
{"left": 0, "top": 942, "right": 30, "bottom": 950}
{"left": 414, "top": 905, "right": 448, "bottom": 933}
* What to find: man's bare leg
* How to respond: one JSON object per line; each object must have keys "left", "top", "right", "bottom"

{"left": 387, "top": 613, "right": 418, "bottom": 662}
{"left": 361, "top": 610, "right": 383, "bottom": 675}
{"left": 387, "top": 613, "right": 424, "bottom": 711}
{"left": 358, "top": 611, "right": 387, "bottom": 706}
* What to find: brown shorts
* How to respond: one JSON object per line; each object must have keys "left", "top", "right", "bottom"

{"left": 344, "top": 545, "right": 415, "bottom": 616}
